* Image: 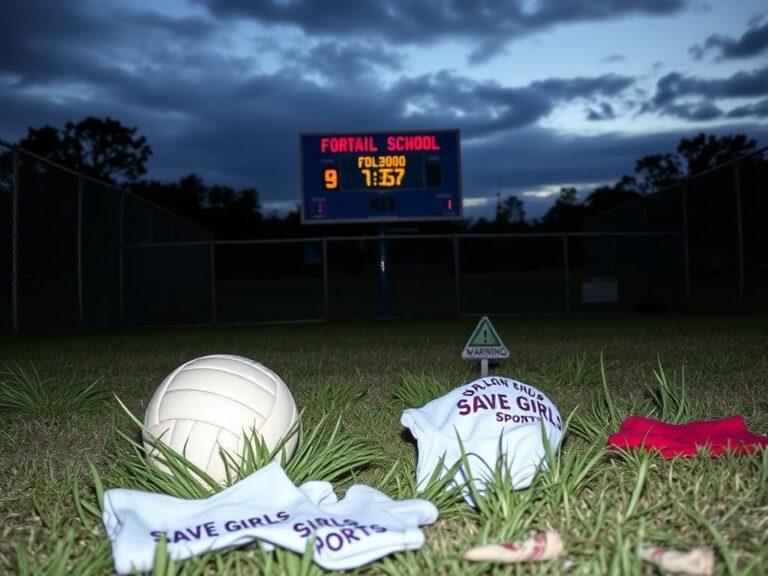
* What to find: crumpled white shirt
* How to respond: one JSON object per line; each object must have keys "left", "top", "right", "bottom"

{"left": 401, "top": 375, "right": 563, "bottom": 505}
{"left": 102, "top": 462, "right": 438, "bottom": 573}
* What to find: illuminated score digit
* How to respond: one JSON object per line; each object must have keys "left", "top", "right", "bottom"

{"left": 359, "top": 167, "right": 406, "bottom": 188}
{"left": 323, "top": 168, "right": 338, "bottom": 189}
{"left": 354, "top": 155, "right": 410, "bottom": 189}
{"left": 380, "top": 168, "right": 395, "bottom": 187}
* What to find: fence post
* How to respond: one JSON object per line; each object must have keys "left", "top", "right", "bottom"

{"left": 119, "top": 190, "right": 125, "bottom": 324}
{"left": 732, "top": 161, "right": 745, "bottom": 306}
{"left": 77, "top": 176, "right": 84, "bottom": 325}
{"left": 453, "top": 234, "right": 461, "bottom": 316}
{"left": 322, "top": 238, "right": 329, "bottom": 319}
{"left": 682, "top": 184, "right": 690, "bottom": 305}
{"left": 562, "top": 235, "right": 570, "bottom": 313}
{"left": 11, "top": 150, "right": 20, "bottom": 333}
{"left": 210, "top": 242, "right": 218, "bottom": 325}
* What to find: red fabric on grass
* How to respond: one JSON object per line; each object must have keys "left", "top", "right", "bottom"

{"left": 607, "top": 415, "right": 768, "bottom": 457}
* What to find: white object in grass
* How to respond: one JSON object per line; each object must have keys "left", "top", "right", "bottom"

{"left": 401, "top": 375, "right": 563, "bottom": 505}
{"left": 464, "top": 531, "right": 564, "bottom": 563}
{"left": 639, "top": 546, "right": 714, "bottom": 576}
{"left": 102, "top": 462, "right": 438, "bottom": 574}
{"left": 143, "top": 354, "right": 298, "bottom": 483}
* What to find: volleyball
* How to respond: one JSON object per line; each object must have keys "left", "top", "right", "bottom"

{"left": 142, "top": 354, "right": 299, "bottom": 483}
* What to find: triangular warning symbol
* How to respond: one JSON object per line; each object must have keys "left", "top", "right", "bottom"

{"left": 462, "top": 316, "right": 509, "bottom": 359}
{"left": 467, "top": 317, "right": 503, "bottom": 347}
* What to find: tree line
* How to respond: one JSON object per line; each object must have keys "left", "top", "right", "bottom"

{"left": 6, "top": 116, "right": 762, "bottom": 238}
{"left": 487, "top": 132, "right": 760, "bottom": 233}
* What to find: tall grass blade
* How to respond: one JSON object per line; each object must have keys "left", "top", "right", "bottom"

{"left": 410, "top": 456, "right": 466, "bottom": 516}
{"left": 678, "top": 503, "right": 738, "bottom": 575}
{"left": 624, "top": 452, "right": 649, "bottom": 519}
{"left": 72, "top": 479, "right": 93, "bottom": 531}
{"left": 106, "top": 397, "right": 378, "bottom": 503}
{"left": 151, "top": 535, "right": 174, "bottom": 576}
{"left": 570, "top": 352, "right": 627, "bottom": 443}
{"left": 392, "top": 371, "right": 453, "bottom": 409}
{"left": 0, "top": 362, "right": 108, "bottom": 416}
{"left": 646, "top": 359, "right": 691, "bottom": 423}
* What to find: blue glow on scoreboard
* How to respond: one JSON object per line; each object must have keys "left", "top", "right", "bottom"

{"left": 300, "top": 129, "right": 462, "bottom": 224}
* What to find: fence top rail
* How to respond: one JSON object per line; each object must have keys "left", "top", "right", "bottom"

{"left": 124, "top": 230, "right": 680, "bottom": 248}
{"left": 0, "top": 138, "right": 212, "bottom": 237}
{"left": 661, "top": 143, "right": 768, "bottom": 187}
{"left": 1, "top": 137, "right": 124, "bottom": 191}
{"left": 582, "top": 144, "right": 768, "bottom": 224}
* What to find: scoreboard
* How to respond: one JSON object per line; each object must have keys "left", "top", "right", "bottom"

{"left": 300, "top": 129, "right": 462, "bottom": 224}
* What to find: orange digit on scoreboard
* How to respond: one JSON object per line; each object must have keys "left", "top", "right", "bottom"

{"left": 323, "top": 168, "right": 338, "bottom": 190}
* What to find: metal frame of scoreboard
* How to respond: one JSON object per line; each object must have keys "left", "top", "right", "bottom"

{"left": 300, "top": 129, "right": 462, "bottom": 224}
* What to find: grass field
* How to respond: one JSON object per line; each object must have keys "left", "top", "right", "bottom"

{"left": 1, "top": 314, "right": 767, "bottom": 575}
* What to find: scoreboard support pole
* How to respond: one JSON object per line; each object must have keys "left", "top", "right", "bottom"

{"left": 300, "top": 130, "right": 462, "bottom": 318}
{"left": 375, "top": 226, "right": 396, "bottom": 317}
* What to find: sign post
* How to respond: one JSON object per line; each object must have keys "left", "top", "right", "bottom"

{"left": 299, "top": 129, "right": 462, "bottom": 317}
{"left": 375, "top": 224, "right": 395, "bottom": 316}
{"left": 461, "top": 316, "right": 509, "bottom": 377}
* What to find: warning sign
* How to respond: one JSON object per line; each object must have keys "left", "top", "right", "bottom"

{"left": 461, "top": 316, "right": 509, "bottom": 359}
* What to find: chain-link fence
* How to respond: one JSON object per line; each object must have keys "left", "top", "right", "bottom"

{"left": 0, "top": 141, "right": 211, "bottom": 333}
{"left": 2, "top": 141, "right": 765, "bottom": 332}
{"left": 585, "top": 147, "right": 768, "bottom": 311}
{"left": 121, "top": 148, "right": 765, "bottom": 325}
{"left": 121, "top": 230, "right": 683, "bottom": 326}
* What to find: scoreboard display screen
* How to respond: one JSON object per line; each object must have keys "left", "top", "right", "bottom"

{"left": 300, "top": 129, "right": 462, "bottom": 224}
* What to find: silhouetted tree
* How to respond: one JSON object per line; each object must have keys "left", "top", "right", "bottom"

{"left": 20, "top": 117, "right": 152, "bottom": 184}
{"left": 260, "top": 206, "right": 304, "bottom": 237}
{"left": 177, "top": 174, "right": 208, "bottom": 216}
{"left": 17, "top": 125, "right": 63, "bottom": 161}
{"left": 130, "top": 174, "right": 263, "bottom": 239}
{"left": 130, "top": 174, "right": 206, "bottom": 222}
{"left": 495, "top": 194, "right": 527, "bottom": 230}
{"left": 467, "top": 216, "right": 496, "bottom": 233}
{"left": 540, "top": 187, "right": 586, "bottom": 231}
{"left": 634, "top": 153, "right": 682, "bottom": 193}
{"left": 677, "top": 133, "right": 757, "bottom": 175}
{"left": 583, "top": 175, "right": 641, "bottom": 217}
{"left": 211, "top": 187, "right": 262, "bottom": 239}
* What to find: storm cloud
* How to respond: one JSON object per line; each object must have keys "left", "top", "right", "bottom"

{"left": 643, "top": 66, "right": 768, "bottom": 121}
{"left": 0, "top": 0, "right": 765, "bottom": 220}
{"left": 691, "top": 21, "right": 768, "bottom": 60}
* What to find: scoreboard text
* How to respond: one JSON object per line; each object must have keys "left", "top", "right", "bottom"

{"left": 300, "top": 130, "right": 462, "bottom": 224}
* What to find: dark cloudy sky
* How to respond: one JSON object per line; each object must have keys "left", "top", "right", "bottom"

{"left": 1, "top": 0, "right": 767, "bottom": 220}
